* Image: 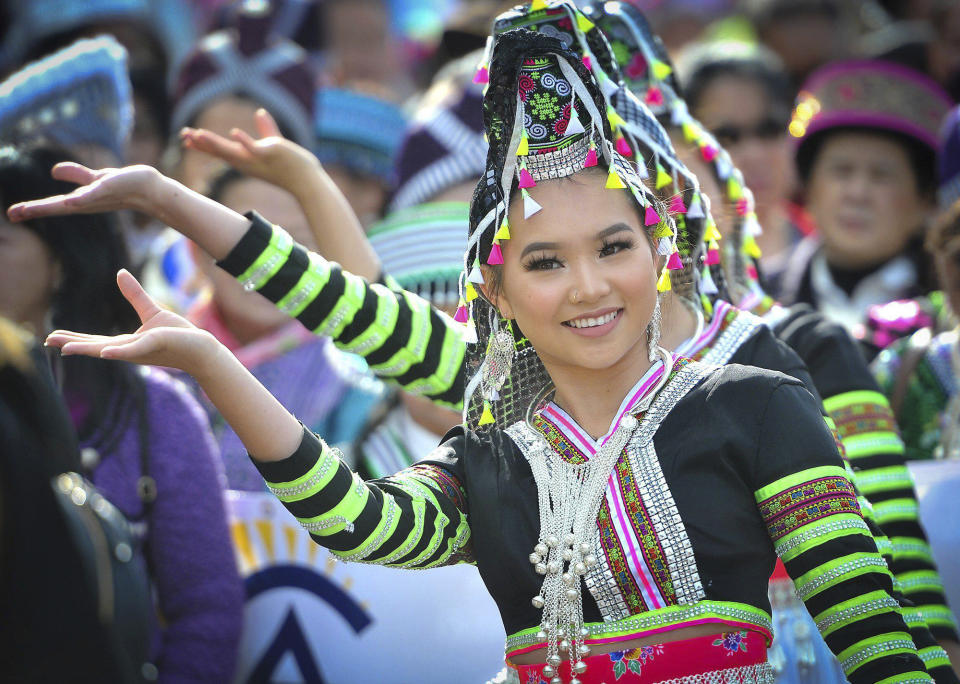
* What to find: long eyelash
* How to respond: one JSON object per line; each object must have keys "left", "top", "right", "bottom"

{"left": 523, "top": 253, "right": 563, "bottom": 271}
{"left": 600, "top": 238, "right": 635, "bottom": 254}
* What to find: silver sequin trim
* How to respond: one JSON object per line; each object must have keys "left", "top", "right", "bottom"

{"left": 839, "top": 638, "right": 915, "bottom": 672}
{"left": 814, "top": 596, "right": 900, "bottom": 633}
{"left": 699, "top": 311, "right": 764, "bottom": 366}
{"left": 774, "top": 517, "right": 870, "bottom": 559}
{"left": 241, "top": 229, "right": 293, "bottom": 291}
{"left": 796, "top": 555, "right": 888, "bottom": 600}
{"left": 267, "top": 447, "right": 341, "bottom": 499}
{"left": 650, "top": 662, "right": 775, "bottom": 684}
{"left": 336, "top": 497, "right": 399, "bottom": 562}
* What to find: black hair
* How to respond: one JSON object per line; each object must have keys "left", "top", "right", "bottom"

{"left": 683, "top": 46, "right": 793, "bottom": 120}
{"left": 204, "top": 166, "right": 248, "bottom": 204}
{"left": 796, "top": 126, "right": 937, "bottom": 196}
{"left": 0, "top": 144, "right": 144, "bottom": 455}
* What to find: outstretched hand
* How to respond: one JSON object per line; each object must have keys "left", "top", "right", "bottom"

{"left": 180, "top": 108, "right": 320, "bottom": 193}
{"left": 46, "top": 270, "right": 220, "bottom": 378}
{"left": 6, "top": 163, "right": 162, "bottom": 223}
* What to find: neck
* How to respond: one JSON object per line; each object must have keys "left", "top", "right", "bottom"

{"left": 550, "top": 339, "right": 660, "bottom": 440}
{"left": 659, "top": 292, "right": 699, "bottom": 352}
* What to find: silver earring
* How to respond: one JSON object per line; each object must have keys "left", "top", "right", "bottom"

{"left": 483, "top": 319, "right": 515, "bottom": 401}
{"left": 647, "top": 295, "right": 662, "bottom": 362}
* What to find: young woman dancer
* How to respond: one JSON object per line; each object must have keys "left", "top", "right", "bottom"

{"left": 16, "top": 32, "right": 929, "bottom": 684}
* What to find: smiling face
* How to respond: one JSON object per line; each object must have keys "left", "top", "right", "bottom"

{"left": 487, "top": 168, "right": 658, "bottom": 383}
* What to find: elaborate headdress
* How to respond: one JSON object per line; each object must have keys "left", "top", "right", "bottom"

{"left": 0, "top": 36, "right": 134, "bottom": 162}
{"left": 586, "top": 1, "right": 765, "bottom": 307}
{"left": 460, "top": 29, "right": 675, "bottom": 432}
{"left": 483, "top": 1, "right": 723, "bottom": 309}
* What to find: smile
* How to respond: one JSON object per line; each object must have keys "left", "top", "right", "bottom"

{"left": 563, "top": 308, "right": 622, "bottom": 329}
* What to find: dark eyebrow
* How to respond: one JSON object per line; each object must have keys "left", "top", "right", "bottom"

{"left": 520, "top": 241, "right": 559, "bottom": 258}
{"left": 596, "top": 223, "right": 634, "bottom": 240}
{"left": 518, "top": 223, "right": 635, "bottom": 258}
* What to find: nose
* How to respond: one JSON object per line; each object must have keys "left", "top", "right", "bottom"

{"left": 569, "top": 259, "right": 611, "bottom": 304}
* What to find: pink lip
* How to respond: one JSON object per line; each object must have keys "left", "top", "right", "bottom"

{"left": 562, "top": 307, "right": 623, "bottom": 338}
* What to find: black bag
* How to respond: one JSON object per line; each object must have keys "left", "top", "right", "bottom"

{"left": 52, "top": 472, "right": 156, "bottom": 683}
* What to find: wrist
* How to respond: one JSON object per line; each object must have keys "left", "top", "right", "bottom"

{"left": 185, "top": 330, "right": 234, "bottom": 385}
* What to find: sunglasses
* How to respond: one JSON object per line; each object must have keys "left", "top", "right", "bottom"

{"left": 711, "top": 117, "right": 787, "bottom": 146}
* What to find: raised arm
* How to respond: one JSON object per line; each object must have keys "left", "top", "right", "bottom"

{"left": 180, "top": 109, "right": 381, "bottom": 281}
{"left": 9, "top": 163, "right": 467, "bottom": 409}
{"left": 44, "top": 270, "right": 471, "bottom": 568}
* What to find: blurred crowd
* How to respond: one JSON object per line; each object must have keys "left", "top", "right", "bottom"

{"left": 1, "top": 0, "right": 959, "bottom": 682}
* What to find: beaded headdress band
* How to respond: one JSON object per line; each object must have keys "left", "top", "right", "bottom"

{"left": 586, "top": 1, "right": 762, "bottom": 307}
{"left": 459, "top": 29, "right": 675, "bottom": 431}
{"left": 481, "top": 0, "right": 723, "bottom": 308}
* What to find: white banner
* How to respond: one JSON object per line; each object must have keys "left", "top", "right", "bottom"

{"left": 225, "top": 490, "right": 506, "bottom": 683}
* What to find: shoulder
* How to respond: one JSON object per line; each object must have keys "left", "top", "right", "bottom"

{"left": 672, "top": 360, "right": 809, "bottom": 419}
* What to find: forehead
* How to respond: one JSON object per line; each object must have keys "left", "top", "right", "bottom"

{"left": 817, "top": 131, "right": 911, "bottom": 165}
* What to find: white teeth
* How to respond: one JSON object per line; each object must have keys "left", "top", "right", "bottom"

{"left": 567, "top": 311, "right": 618, "bottom": 328}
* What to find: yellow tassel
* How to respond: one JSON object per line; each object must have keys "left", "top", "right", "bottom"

{"left": 465, "top": 282, "right": 478, "bottom": 301}
{"left": 607, "top": 106, "right": 626, "bottom": 129}
{"left": 651, "top": 60, "right": 672, "bottom": 81}
{"left": 727, "top": 177, "right": 742, "bottom": 200}
{"left": 530, "top": 0, "right": 548, "bottom": 10}
{"left": 704, "top": 219, "right": 722, "bottom": 243}
{"left": 701, "top": 295, "right": 713, "bottom": 316}
{"left": 653, "top": 222, "right": 673, "bottom": 239}
{"left": 479, "top": 401, "right": 495, "bottom": 426}
{"left": 576, "top": 12, "right": 595, "bottom": 33}
{"left": 655, "top": 165, "right": 671, "bottom": 190}
{"left": 495, "top": 217, "right": 511, "bottom": 241}
{"left": 744, "top": 235, "right": 762, "bottom": 259}
{"left": 516, "top": 135, "right": 529, "bottom": 156}
{"left": 656, "top": 268, "right": 672, "bottom": 292}
{"left": 606, "top": 169, "right": 627, "bottom": 189}
{"left": 681, "top": 121, "right": 698, "bottom": 143}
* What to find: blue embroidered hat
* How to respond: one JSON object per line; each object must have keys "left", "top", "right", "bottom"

{"left": 0, "top": 36, "right": 134, "bottom": 162}
{"left": 314, "top": 89, "right": 408, "bottom": 186}
{"left": 0, "top": 0, "right": 196, "bottom": 87}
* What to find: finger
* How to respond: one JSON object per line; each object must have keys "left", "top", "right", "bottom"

{"left": 60, "top": 335, "right": 136, "bottom": 357}
{"left": 100, "top": 333, "right": 164, "bottom": 361}
{"left": 185, "top": 128, "right": 246, "bottom": 159}
{"left": 7, "top": 190, "right": 92, "bottom": 221}
{"left": 255, "top": 109, "right": 282, "bottom": 138}
{"left": 50, "top": 162, "right": 101, "bottom": 185}
{"left": 230, "top": 128, "right": 260, "bottom": 155}
{"left": 116, "top": 269, "right": 163, "bottom": 324}
{"left": 45, "top": 331, "right": 106, "bottom": 348}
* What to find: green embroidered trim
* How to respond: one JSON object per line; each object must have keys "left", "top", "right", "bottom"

{"left": 794, "top": 552, "right": 890, "bottom": 600}
{"left": 277, "top": 254, "right": 331, "bottom": 318}
{"left": 339, "top": 285, "right": 401, "bottom": 356}
{"left": 873, "top": 498, "right": 920, "bottom": 523}
{"left": 854, "top": 466, "right": 915, "bottom": 494}
{"left": 298, "top": 472, "right": 369, "bottom": 532}
{"left": 775, "top": 514, "right": 871, "bottom": 562}
{"left": 238, "top": 225, "right": 293, "bottom": 289}
{"left": 265, "top": 443, "right": 340, "bottom": 501}
{"left": 838, "top": 633, "right": 916, "bottom": 674}
{"left": 754, "top": 465, "right": 849, "bottom": 502}
{"left": 317, "top": 272, "right": 366, "bottom": 339}
{"left": 812, "top": 590, "right": 901, "bottom": 637}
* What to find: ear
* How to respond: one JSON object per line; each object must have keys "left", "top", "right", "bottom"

{"left": 478, "top": 266, "right": 515, "bottom": 320}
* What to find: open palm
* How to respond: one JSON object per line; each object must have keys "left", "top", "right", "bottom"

{"left": 46, "top": 270, "right": 218, "bottom": 376}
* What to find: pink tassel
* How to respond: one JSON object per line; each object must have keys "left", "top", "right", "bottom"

{"left": 645, "top": 87, "right": 663, "bottom": 107}
{"left": 582, "top": 55, "right": 592, "bottom": 70}
{"left": 666, "top": 251, "right": 683, "bottom": 270}
{"left": 487, "top": 243, "right": 504, "bottom": 265}
{"left": 454, "top": 305, "right": 469, "bottom": 323}
{"left": 518, "top": 167, "right": 536, "bottom": 189}
{"left": 615, "top": 136, "right": 632, "bottom": 156}
{"left": 473, "top": 66, "right": 489, "bottom": 84}
{"left": 668, "top": 195, "right": 687, "bottom": 214}
{"left": 644, "top": 205, "right": 660, "bottom": 226}
{"left": 746, "top": 264, "right": 758, "bottom": 281}
{"left": 706, "top": 248, "right": 720, "bottom": 266}
{"left": 736, "top": 198, "right": 749, "bottom": 216}
{"left": 700, "top": 144, "right": 717, "bottom": 162}
{"left": 584, "top": 146, "right": 598, "bottom": 168}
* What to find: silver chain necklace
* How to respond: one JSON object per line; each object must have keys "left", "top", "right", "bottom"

{"left": 525, "top": 348, "right": 672, "bottom": 684}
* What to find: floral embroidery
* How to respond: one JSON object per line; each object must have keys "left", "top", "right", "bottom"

{"left": 597, "top": 496, "right": 649, "bottom": 614}
{"left": 830, "top": 400, "right": 898, "bottom": 439}
{"left": 526, "top": 671, "right": 547, "bottom": 684}
{"left": 529, "top": 91, "right": 561, "bottom": 120}
{"left": 610, "top": 645, "right": 661, "bottom": 679}
{"left": 532, "top": 414, "right": 588, "bottom": 465}
{"left": 713, "top": 631, "right": 749, "bottom": 655}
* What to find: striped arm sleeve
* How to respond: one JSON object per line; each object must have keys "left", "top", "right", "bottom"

{"left": 217, "top": 212, "right": 466, "bottom": 409}
{"left": 825, "top": 390, "right": 959, "bottom": 642}
{"left": 254, "top": 426, "right": 471, "bottom": 569}
{"left": 754, "top": 383, "right": 931, "bottom": 684}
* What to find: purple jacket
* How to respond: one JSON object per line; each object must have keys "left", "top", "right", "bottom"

{"left": 80, "top": 367, "right": 244, "bottom": 683}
